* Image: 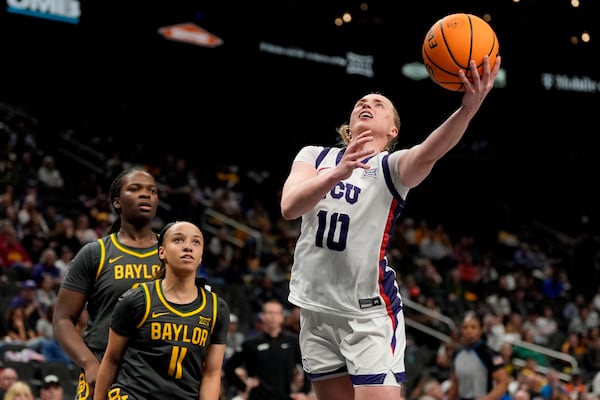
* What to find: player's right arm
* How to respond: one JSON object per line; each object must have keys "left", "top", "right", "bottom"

{"left": 396, "top": 55, "right": 501, "bottom": 189}
{"left": 93, "top": 328, "right": 127, "bottom": 400}
{"left": 53, "top": 288, "right": 97, "bottom": 367}
{"left": 53, "top": 242, "right": 101, "bottom": 392}
{"left": 281, "top": 144, "right": 372, "bottom": 220}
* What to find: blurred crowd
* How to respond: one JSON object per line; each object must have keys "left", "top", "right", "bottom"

{"left": 1, "top": 102, "right": 600, "bottom": 400}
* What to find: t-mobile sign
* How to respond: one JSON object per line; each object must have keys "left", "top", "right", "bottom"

{"left": 6, "top": 0, "right": 81, "bottom": 24}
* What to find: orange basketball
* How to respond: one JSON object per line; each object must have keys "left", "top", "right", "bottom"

{"left": 422, "top": 13, "right": 499, "bottom": 91}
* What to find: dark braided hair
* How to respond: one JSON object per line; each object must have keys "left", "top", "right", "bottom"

{"left": 154, "top": 221, "right": 210, "bottom": 288}
{"left": 108, "top": 167, "right": 152, "bottom": 234}
{"left": 153, "top": 221, "right": 177, "bottom": 280}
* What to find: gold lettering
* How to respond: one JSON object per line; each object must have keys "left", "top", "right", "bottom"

{"left": 151, "top": 322, "right": 161, "bottom": 339}
{"left": 182, "top": 325, "right": 191, "bottom": 343}
{"left": 172, "top": 324, "right": 183, "bottom": 341}
{"left": 197, "top": 328, "right": 208, "bottom": 346}
{"left": 163, "top": 322, "right": 173, "bottom": 340}
{"left": 113, "top": 264, "right": 160, "bottom": 279}
{"left": 123, "top": 266, "right": 134, "bottom": 279}
{"left": 150, "top": 322, "right": 209, "bottom": 346}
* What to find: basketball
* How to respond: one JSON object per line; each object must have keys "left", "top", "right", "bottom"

{"left": 422, "top": 13, "right": 499, "bottom": 91}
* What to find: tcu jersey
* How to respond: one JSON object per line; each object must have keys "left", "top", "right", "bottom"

{"left": 108, "top": 279, "right": 229, "bottom": 400}
{"left": 288, "top": 146, "right": 409, "bottom": 318}
{"left": 60, "top": 233, "right": 161, "bottom": 355}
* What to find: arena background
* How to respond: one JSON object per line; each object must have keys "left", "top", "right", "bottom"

{"left": 0, "top": 0, "right": 598, "bottom": 251}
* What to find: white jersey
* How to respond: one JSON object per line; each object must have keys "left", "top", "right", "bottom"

{"left": 288, "top": 145, "right": 409, "bottom": 318}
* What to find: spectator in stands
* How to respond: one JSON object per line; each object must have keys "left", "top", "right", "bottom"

{"left": 516, "top": 357, "right": 547, "bottom": 398}
{"left": 455, "top": 251, "right": 481, "bottom": 300}
{"left": 41, "top": 205, "right": 60, "bottom": 235}
{"left": 37, "top": 155, "right": 64, "bottom": 191}
{"left": 559, "top": 332, "right": 587, "bottom": 370}
{"left": 409, "top": 376, "right": 445, "bottom": 400}
{"left": 5, "top": 304, "right": 37, "bottom": 343}
{"left": 206, "top": 225, "right": 234, "bottom": 268}
{"left": 3, "top": 380, "right": 34, "bottom": 400}
{"left": 39, "top": 374, "right": 64, "bottom": 400}
{"left": 77, "top": 171, "right": 104, "bottom": 211}
{"left": 245, "top": 199, "right": 272, "bottom": 234}
{"left": 535, "top": 304, "right": 560, "bottom": 348}
{"left": 442, "top": 267, "right": 467, "bottom": 318}
{"left": 403, "top": 273, "right": 423, "bottom": 302}
{"left": 414, "top": 220, "right": 432, "bottom": 249}
{"left": 539, "top": 369, "right": 569, "bottom": 400}
{"left": 503, "top": 312, "right": 524, "bottom": 344}
{"left": 73, "top": 213, "right": 98, "bottom": 245}
{"left": 30, "top": 247, "right": 61, "bottom": 287}
{"left": 413, "top": 257, "right": 444, "bottom": 301}
{"left": 35, "top": 274, "right": 58, "bottom": 312}
{"left": 592, "top": 370, "right": 600, "bottom": 399}
{"left": 592, "top": 285, "right": 600, "bottom": 315}
{"left": 94, "top": 212, "right": 113, "bottom": 238}
{"left": 513, "top": 388, "right": 531, "bottom": 400}
{"left": 53, "top": 245, "right": 73, "bottom": 281}
{"left": 161, "top": 157, "right": 193, "bottom": 220}
{"left": 387, "top": 219, "right": 416, "bottom": 272}
{"left": 0, "top": 367, "right": 19, "bottom": 399}
{"left": 17, "top": 196, "right": 48, "bottom": 235}
{"left": 483, "top": 312, "right": 506, "bottom": 352}
{"left": 418, "top": 223, "right": 453, "bottom": 264}
{"left": 241, "top": 162, "right": 272, "bottom": 207}
{"left": 509, "top": 286, "right": 532, "bottom": 319}
{"left": 411, "top": 296, "right": 450, "bottom": 345}
{"left": 212, "top": 186, "right": 243, "bottom": 220}
{"left": 521, "top": 307, "right": 545, "bottom": 346}
{"left": 250, "top": 273, "right": 289, "bottom": 315}
{"left": 49, "top": 217, "right": 82, "bottom": 255}
{"left": 13, "top": 151, "right": 38, "bottom": 196}
{"left": 498, "top": 342, "right": 517, "bottom": 379}
{"left": 513, "top": 241, "right": 547, "bottom": 272}
{"left": 0, "top": 182, "right": 15, "bottom": 216}
{"left": 225, "top": 313, "right": 245, "bottom": 364}
{"left": 19, "top": 224, "right": 49, "bottom": 272}
{"left": 478, "top": 252, "right": 501, "bottom": 291}
{"left": 562, "top": 293, "right": 585, "bottom": 325}
{"left": 486, "top": 278, "right": 512, "bottom": 319}
{"left": 562, "top": 370, "right": 587, "bottom": 400}
{"left": 264, "top": 246, "right": 293, "bottom": 290}
{"left": 35, "top": 305, "right": 72, "bottom": 365}
{"left": 223, "top": 313, "right": 246, "bottom": 400}
{"left": 568, "top": 302, "right": 599, "bottom": 337}
{"left": 8, "top": 279, "right": 47, "bottom": 330}
{"left": 283, "top": 305, "right": 301, "bottom": 335}
{"left": 581, "top": 335, "right": 600, "bottom": 382}
{"left": 0, "top": 221, "right": 33, "bottom": 280}
{"left": 540, "top": 265, "right": 567, "bottom": 309}
{"left": 430, "top": 331, "right": 459, "bottom": 384}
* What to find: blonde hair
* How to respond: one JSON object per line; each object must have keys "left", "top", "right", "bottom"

{"left": 336, "top": 92, "right": 401, "bottom": 152}
{"left": 4, "top": 381, "right": 34, "bottom": 400}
